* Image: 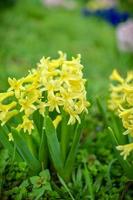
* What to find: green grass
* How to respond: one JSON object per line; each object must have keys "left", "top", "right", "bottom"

{"left": 0, "top": 0, "right": 132, "bottom": 96}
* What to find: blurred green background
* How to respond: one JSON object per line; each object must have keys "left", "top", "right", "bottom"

{"left": 0, "top": 0, "right": 132, "bottom": 98}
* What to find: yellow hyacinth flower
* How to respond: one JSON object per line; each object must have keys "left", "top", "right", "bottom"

{"left": 109, "top": 69, "right": 133, "bottom": 159}
{"left": 19, "top": 97, "right": 37, "bottom": 116}
{"left": 17, "top": 115, "right": 34, "bottom": 134}
{"left": 116, "top": 143, "right": 133, "bottom": 160}
{"left": 0, "top": 51, "right": 89, "bottom": 137}
{"left": 37, "top": 101, "right": 47, "bottom": 117}
{"left": 8, "top": 77, "right": 24, "bottom": 98}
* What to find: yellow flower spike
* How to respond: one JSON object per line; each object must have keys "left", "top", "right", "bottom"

{"left": 17, "top": 115, "right": 34, "bottom": 134}
{"left": 110, "top": 69, "right": 124, "bottom": 83}
{"left": 1, "top": 110, "right": 18, "bottom": 126}
{"left": 0, "top": 52, "right": 89, "bottom": 130}
{"left": 0, "top": 91, "right": 14, "bottom": 102}
{"left": 8, "top": 133, "right": 14, "bottom": 142}
{"left": 116, "top": 143, "right": 133, "bottom": 160}
{"left": 53, "top": 115, "right": 62, "bottom": 129}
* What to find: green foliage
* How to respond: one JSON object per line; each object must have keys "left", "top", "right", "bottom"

{"left": 1, "top": 120, "right": 133, "bottom": 199}
{"left": 0, "top": 0, "right": 133, "bottom": 199}
{"left": 118, "top": 0, "right": 133, "bottom": 12}
{"left": 0, "top": 0, "right": 16, "bottom": 8}
{"left": 97, "top": 98, "right": 133, "bottom": 180}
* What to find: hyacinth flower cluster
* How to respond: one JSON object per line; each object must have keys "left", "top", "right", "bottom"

{"left": 0, "top": 52, "right": 89, "bottom": 181}
{"left": 108, "top": 69, "right": 133, "bottom": 160}
{"left": 0, "top": 51, "right": 89, "bottom": 136}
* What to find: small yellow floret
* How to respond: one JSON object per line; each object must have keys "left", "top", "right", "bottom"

{"left": 53, "top": 115, "right": 62, "bottom": 129}
{"left": 17, "top": 116, "right": 34, "bottom": 134}
{"left": 8, "top": 133, "right": 14, "bottom": 142}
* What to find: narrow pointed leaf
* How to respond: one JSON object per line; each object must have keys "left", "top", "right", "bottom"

{"left": 58, "top": 175, "right": 75, "bottom": 200}
{"left": 45, "top": 116, "right": 63, "bottom": 175}
{"left": 12, "top": 128, "right": 41, "bottom": 174}
{"left": 0, "top": 126, "right": 22, "bottom": 161}
{"left": 38, "top": 128, "right": 48, "bottom": 169}
{"left": 64, "top": 123, "right": 83, "bottom": 181}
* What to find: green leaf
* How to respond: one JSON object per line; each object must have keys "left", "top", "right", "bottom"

{"left": 60, "top": 111, "right": 69, "bottom": 164}
{"left": 58, "top": 175, "right": 75, "bottom": 200}
{"left": 32, "top": 187, "right": 45, "bottom": 200}
{"left": 12, "top": 128, "right": 41, "bottom": 174}
{"left": 110, "top": 114, "right": 128, "bottom": 144}
{"left": 0, "top": 126, "right": 22, "bottom": 161}
{"left": 38, "top": 127, "right": 48, "bottom": 169}
{"left": 45, "top": 116, "right": 63, "bottom": 176}
{"left": 64, "top": 123, "right": 83, "bottom": 181}
{"left": 83, "top": 164, "right": 95, "bottom": 200}
{"left": 35, "top": 187, "right": 45, "bottom": 200}
{"left": 39, "top": 169, "right": 50, "bottom": 181}
{"left": 94, "top": 175, "right": 103, "bottom": 193}
{"left": 33, "top": 110, "right": 44, "bottom": 136}
{"left": 106, "top": 159, "right": 117, "bottom": 188}
{"left": 30, "top": 176, "right": 40, "bottom": 186}
{"left": 0, "top": 149, "right": 9, "bottom": 195}
{"left": 0, "top": 149, "right": 8, "bottom": 173}
{"left": 108, "top": 127, "right": 133, "bottom": 179}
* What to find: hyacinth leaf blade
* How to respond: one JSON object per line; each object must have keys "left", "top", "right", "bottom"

{"left": 110, "top": 113, "right": 128, "bottom": 145}
{"left": 0, "top": 125, "right": 22, "bottom": 162}
{"left": 44, "top": 116, "right": 63, "bottom": 176}
{"left": 11, "top": 128, "right": 41, "bottom": 174}
{"left": 108, "top": 127, "right": 133, "bottom": 179}
{"left": 38, "top": 126, "right": 48, "bottom": 169}
{"left": 33, "top": 110, "right": 44, "bottom": 136}
{"left": 64, "top": 120, "right": 83, "bottom": 182}
{"left": 60, "top": 111, "right": 70, "bottom": 164}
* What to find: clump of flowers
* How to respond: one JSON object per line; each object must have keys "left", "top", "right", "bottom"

{"left": 0, "top": 52, "right": 89, "bottom": 181}
{"left": 0, "top": 51, "right": 89, "bottom": 136}
{"left": 109, "top": 69, "right": 133, "bottom": 159}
